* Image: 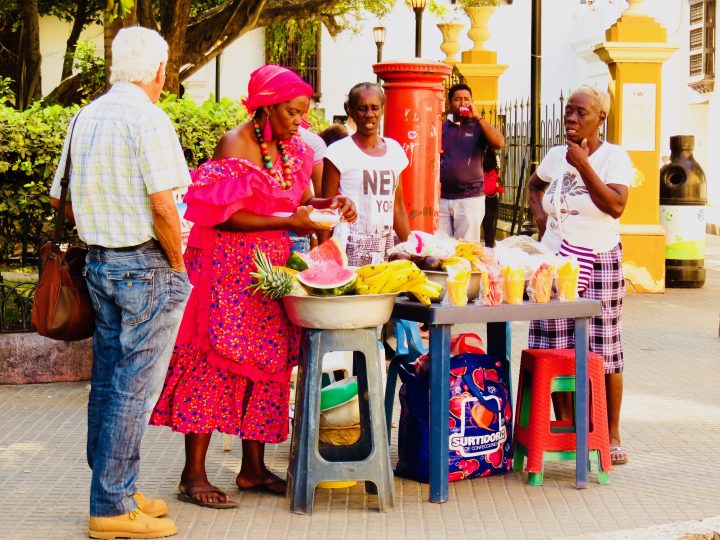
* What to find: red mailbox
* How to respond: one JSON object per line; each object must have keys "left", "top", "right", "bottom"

{"left": 374, "top": 60, "right": 452, "bottom": 233}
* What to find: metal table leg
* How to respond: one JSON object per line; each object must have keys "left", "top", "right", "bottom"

{"left": 428, "top": 324, "right": 452, "bottom": 503}
{"left": 574, "top": 316, "right": 590, "bottom": 489}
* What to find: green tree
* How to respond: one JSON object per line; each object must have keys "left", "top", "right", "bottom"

{"left": 0, "top": 1, "right": 105, "bottom": 108}
{"left": 3, "top": 0, "right": 399, "bottom": 107}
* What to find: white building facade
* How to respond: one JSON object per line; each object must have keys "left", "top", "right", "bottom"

{"left": 38, "top": 0, "right": 719, "bottom": 227}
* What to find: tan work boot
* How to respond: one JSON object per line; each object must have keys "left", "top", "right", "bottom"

{"left": 133, "top": 492, "right": 169, "bottom": 518}
{"left": 88, "top": 508, "right": 177, "bottom": 539}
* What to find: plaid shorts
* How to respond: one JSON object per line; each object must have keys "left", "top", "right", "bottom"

{"left": 528, "top": 243, "right": 625, "bottom": 374}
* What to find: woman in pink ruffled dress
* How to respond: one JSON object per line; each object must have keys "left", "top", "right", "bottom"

{"left": 150, "top": 65, "right": 356, "bottom": 507}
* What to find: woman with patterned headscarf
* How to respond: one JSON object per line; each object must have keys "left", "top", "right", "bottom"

{"left": 151, "top": 65, "right": 356, "bottom": 507}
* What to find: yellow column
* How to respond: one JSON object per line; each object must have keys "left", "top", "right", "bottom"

{"left": 594, "top": 1, "right": 677, "bottom": 293}
{"left": 456, "top": 6, "right": 507, "bottom": 110}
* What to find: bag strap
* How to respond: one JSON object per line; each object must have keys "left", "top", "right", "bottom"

{"left": 52, "top": 110, "right": 83, "bottom": 250}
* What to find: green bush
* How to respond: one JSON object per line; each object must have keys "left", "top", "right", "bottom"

{"left": 0, "top": 93, "right": 330, "bottom": 266}
{"left": 0, "top": 95, "right": 247, "bottom": 266}
{"left": 0, "top": 102, "right": 79, "bottom": 264}
{"left": 159, "top": 94, "right": 248, "bottom": 167}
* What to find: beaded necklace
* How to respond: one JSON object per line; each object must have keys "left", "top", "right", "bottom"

{"left": 253, "top": 121, "right": 293, "bottom": 189}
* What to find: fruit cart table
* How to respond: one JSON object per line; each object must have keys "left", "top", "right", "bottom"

{"left": 390, "top": 298, "right": 602, "bottom": 503}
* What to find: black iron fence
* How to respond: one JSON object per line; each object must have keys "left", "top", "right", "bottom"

{"left": 0, "top": 276, "right": 36, "bottom": 332}
{"left": 441, "top": 70, "right": 591, "bottom": 236}
{"left": 443, "top": 65, "right": 465, "bottom": 94}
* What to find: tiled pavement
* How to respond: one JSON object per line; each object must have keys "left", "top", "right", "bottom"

{"left": 1, "top": 236, "right": 719, "bottom": 540}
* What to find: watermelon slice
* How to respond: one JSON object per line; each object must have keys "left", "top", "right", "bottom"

{"left": 285, "top": 252, "right": 310, "bottom": 271}
{"left": 296, "top": 261, "right": 357, "bottom": 296}
{"left": 308, "top": 237, "right": 347, "bottom": 267}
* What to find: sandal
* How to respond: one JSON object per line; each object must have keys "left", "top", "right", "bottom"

{"left": 610, "top": 445, "right": 628, "bottom": 465}
{"left": 237, "top": 473, "right": 286, "bottom": 496}
{"left": 177, "top": 484, "right": 238, "bottom": 509}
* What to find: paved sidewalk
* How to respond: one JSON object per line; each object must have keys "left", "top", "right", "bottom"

{"left": 1, "top": 236, "right": 719, "bottom": 540}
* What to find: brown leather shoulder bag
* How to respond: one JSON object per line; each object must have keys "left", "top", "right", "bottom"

{"left": 31, "top": 112, "right": 95, "bottom": 341}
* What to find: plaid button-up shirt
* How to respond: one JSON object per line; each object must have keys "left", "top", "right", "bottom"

{"left": 50, "top": 82, "right": 191, "bottom": 248}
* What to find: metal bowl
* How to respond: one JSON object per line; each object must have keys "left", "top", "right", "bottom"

{"left": 424, "top": 271, "right": 483, "bottom": 303}
{"left": 281, "top": 293, "right": 398, "bottom": 329}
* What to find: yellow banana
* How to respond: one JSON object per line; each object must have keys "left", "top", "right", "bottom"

{"left": 409, "top": 283, "right": 442, "bottom": 298}
{"left": 425, "top": 279, "right": 444, "bottom": 292}
{"left": 381, "top": 270, "right": 421, "bottom": 293}
{"left": 356, "top": 283, "right": 371, "bottom": 294}
{"left": 379, "top": 277, "right": 407, "bottom": 294}
{"left": 356, "top": 262, "right": 389, "bottom": 278}
{"left": 367, "top": 271, "right": 394, "bottom": 294}
{"left": 412, "top": 291, "right": 432, "bottom": 305}
{"left": 399, "top": 274, "right": 427, "bottom": 291}
{"left": 386, "top": 259, "right": 415, "bottom": 270}
{"left": 381, "top": 267, "right": 425, "bottom": 293}
{"left": 362, "top": 268, "right": 394, "bottom": 285}
{"left": 387, "top": 266, "right": 421, "bottom": 282}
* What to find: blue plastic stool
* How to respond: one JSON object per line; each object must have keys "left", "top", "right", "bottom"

{"left": 287, "top": 327, "right": 395, "bottom": 514}
{"left": 384, "top": 319, "right": 428, "bottom": 437}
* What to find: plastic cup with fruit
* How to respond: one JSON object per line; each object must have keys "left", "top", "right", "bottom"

{"left": 476, "top": 272, "right": 503, "bottom": 306}
{"left": 443, "top": 259, "right": 472, "bottom": 307}
{"left": 502, "top": 266, "right": 525, "bottom": 305}
{"left": 528, "top": 262, "right": 554, "bottom": 304}
{"left": 556, "top": 259, "right": 580, "bottom": 302}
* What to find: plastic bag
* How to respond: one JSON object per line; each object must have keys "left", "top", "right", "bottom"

{"left": 410, "top": 333, "right": 486, "bottom": 377}
{"left": 451, "top": 333, "right": 485, "bottom": 355}
{"left": 396, "top": 353, "right": 513, "bottom": 483}
{"left": 473, "top": 260, "right": 503, "bottom": 306}
{"left": 527, "top": 262, "right": 554, "bottom": 303}
{"left": 454, "top": 241, "right": 486, "bottom": 271}
{"left": 388, "top": 230, "right": 456, "bottom": 260}
{"left": 496, "top": 235, "right": 555, "bottom": 256}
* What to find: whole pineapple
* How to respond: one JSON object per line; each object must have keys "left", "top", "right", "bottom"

{"left": 248, "top": 248, "right": 294, "bottom": 298}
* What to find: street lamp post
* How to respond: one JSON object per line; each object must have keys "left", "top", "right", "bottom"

{"left": 373, "top": 26, "right": 386, "bottom": 83}
{"left": 410, "top": 0, "right": 426, "bottom": 58}
{"left": 215, "top": 53, "right": 222, "bottom": 102}
{"left": 521, "top": 0, "right": 542, "bottom": 235}
{"left": 530, "top": 0, "right": 541, "bottom": 175}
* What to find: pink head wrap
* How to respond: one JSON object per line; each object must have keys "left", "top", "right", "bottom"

{"left": 242, "top": 65, "right": 313, "bottom": 115}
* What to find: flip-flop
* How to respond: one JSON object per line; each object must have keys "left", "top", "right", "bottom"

{"left": 237, "top": 475, "right": 286, "bottom": 496}
{"left": 177, "top": 484, "right": 238, "bottom": 509}
{"left": 610, "top": 445, "right": 628, "bottom": 465}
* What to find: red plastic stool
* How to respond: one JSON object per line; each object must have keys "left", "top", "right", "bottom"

{"left": 512, "top": 348, "right": 613, "bottom": 485}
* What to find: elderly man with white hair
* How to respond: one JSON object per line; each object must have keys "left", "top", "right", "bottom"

{"left": 527, "top": 84, "right": 634, "bottom": 470}
{"left": 50, "top": 27, "right": 191, "bottom": 539}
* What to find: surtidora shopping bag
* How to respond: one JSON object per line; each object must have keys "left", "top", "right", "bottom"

{"left": 395, "top": 353, "right": 513, "bottom": 483}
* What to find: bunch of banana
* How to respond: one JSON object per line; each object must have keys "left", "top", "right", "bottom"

{"left": 355, "top": 260, "right": 443, "bottom": 304}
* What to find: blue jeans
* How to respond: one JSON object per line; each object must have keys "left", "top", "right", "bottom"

{"left": 83, "top": 242, "right": 191, "bottom": 517}
{"left": 288, "top": 231, "right": 311, "bottom": 254}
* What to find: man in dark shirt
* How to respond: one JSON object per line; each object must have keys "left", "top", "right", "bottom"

{"left": 440, "top": 84, "right": 504, "bottom": 242}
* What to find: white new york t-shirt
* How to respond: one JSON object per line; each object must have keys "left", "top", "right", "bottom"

{"left": 537, "top": 142, "right": 634, "bottom": 253}
{"left": 325, "top": 135, "right": 409, "bottom": 264}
